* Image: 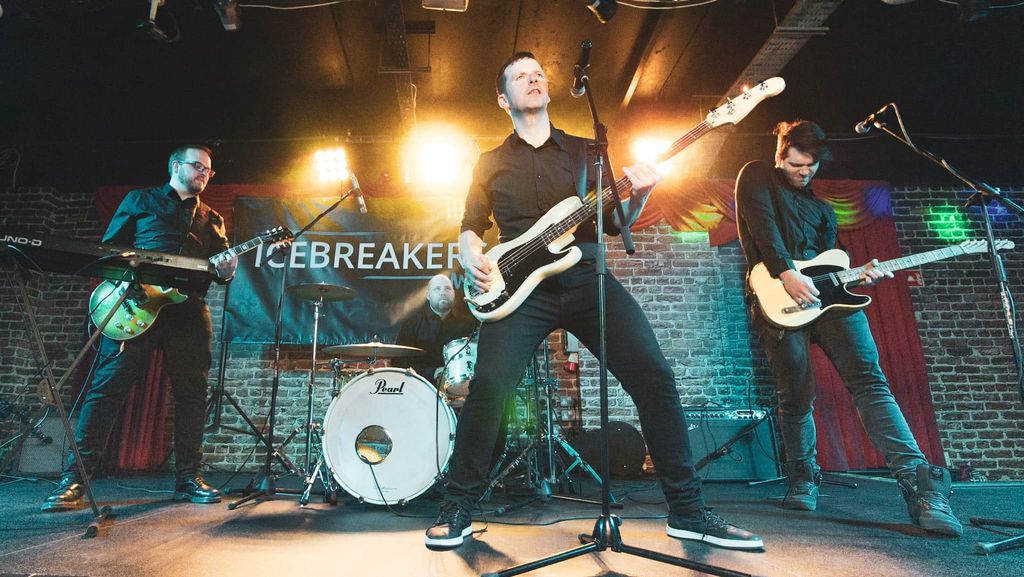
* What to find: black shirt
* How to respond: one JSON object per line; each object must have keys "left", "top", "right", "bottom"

{"left": 461, "top": 126, "right": 619, "bottom": 260}
{"left": 103, "top": 184, "right": 231, "bottom": 292}
{"left": 104, "top": 184, "right": 230, "bottom": 258}
{"left": 734, "top": 160, "right": 837, "bottom": 279}
{"left": 395, "top": 305, "right": 478, "bottom": 382}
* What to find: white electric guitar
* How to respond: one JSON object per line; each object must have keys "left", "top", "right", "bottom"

{"left": 465, "top": 77, "right": 787, "bottom": 322}
{"left": 749, "top": 238, "right": 1015, "bottom": 329}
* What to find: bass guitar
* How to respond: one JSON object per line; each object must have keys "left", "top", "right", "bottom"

{"left": 465, "top": 77, "right": 787, "bottom": 322}
{"left": 89, "top": 227, "right": 293, "bottom": 340}
{"left": 749, "top": 239, "right": 1015, "bottom": 329}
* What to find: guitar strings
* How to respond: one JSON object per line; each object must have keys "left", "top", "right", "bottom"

{"left": 493, "top": 123, "right": 713, "bottom": 279}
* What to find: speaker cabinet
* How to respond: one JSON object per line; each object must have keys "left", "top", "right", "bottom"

{"left": 685, "top": 407, "right": 780, "bottom": 481}
{"left": 17, "top": 415, "right": 75, "bottom": 476}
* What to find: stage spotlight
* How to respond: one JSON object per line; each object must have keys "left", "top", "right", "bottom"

{"left": 315, "top": 148, "right": 350, "bottom": 183}
{"left": 403, "top": 129, "right": 474, "bottom": 188}
{"left": 136, "top": 0, "right": 178, "bottom": 43}
{"left": 586, "top": 0, "right": 617, "bottom": 24}
{"left": 214, "top": 0, "right": 241, "bottom": 31}
{"left": 632, "top": 138, "right": 674, "bottom": 175}
{"left": 422, "top": 0, "right": 468, "bottom": 11}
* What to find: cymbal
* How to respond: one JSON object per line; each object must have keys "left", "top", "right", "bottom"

{"left": 321, "top": 341, "right": 424, "bottom": 358}
{"left": 286, "top": 282, "right": 356, "bottom": 302}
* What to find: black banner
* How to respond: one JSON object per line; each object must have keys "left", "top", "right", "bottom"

{"left": 225, "top": 195, "right": 476, "bottom": 345}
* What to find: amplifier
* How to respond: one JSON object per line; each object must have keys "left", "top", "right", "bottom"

{"left": 17, "top": 415, "right": 75, "bottom": 476}
{"left": 684, "top": 407, "right": 780, "bottom": 481}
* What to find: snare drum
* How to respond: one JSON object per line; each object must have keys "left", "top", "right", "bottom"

{"left": 442, "top": 336, "right": 478, "bottom": 386}
{"left": 321, "top": 368, "right": 456, "bottom": 505}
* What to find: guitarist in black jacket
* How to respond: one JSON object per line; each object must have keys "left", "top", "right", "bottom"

{"left": 42, "top": 145, "right": 237, "bottom": 511}
{"left": 424, "top": 51, "right": 763, "bottom": 551}
{"left": 734, "top": 120, "right": 961, "bottom": 535}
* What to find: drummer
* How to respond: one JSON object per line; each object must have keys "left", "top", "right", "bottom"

{"left": 395, "top": 274, "right": 478, "bottom": 397}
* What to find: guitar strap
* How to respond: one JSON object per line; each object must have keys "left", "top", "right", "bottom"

{"left": 570, "top": 136, "right": 590, "bottom": 201}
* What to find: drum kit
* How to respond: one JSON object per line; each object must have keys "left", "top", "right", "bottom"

{"left": 275, "top": 281, "right": 598, "bottom": 509}
{"left": 280, "top": 281, "right": 462, "bottom": 507}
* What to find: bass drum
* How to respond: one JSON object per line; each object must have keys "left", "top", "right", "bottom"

{"left": 322, "top": 367, "right": 456, "bottom": 505}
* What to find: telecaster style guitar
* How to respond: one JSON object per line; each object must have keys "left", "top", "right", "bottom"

{"left": 89, "top": 227, "right": 293, "bottom": 340}
{"left": 464, "top": 77, "right": 787, "bottom": 322}
{"left": 749, "top": 239, "right": 1015, "bottom": 329}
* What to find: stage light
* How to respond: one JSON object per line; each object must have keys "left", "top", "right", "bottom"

{"left": 422, "top": 0, "right": 469, "bottom": 11}
{"left": 403, "top": 128, "right": 475, "bottom": 188}
{"left": 632, "top": 138, "right": 675, "bottom": 175}
{"left": 214, "top": 0, "right": 241, "bottom": 31}
{"left": 586, "top": 0, "right": 617, "bottom": 24}
{"left": 315, "top": 148, "right": 349, "bottom": 183}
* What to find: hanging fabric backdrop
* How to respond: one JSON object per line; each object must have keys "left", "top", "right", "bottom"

{"left": 91, "top": 176, "right": 944, "bottom": 472}
{"left": 226, "top": 195, "right": 466, "bottom": 345}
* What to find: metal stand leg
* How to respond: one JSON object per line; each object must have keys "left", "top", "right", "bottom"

{"left": 3, "top": 265, "right": 121, "bottom": 537}
{"left": 971, "top": 517, "right": 1024, "bottom": 554}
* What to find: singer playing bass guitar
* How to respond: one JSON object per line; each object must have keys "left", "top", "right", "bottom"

{"left": 424, "top": 50, "right": 764, "bottom": 551}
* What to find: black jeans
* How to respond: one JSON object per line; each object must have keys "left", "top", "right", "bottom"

{"left": 446, "top": 263, "right": 704, "bottom": 514}
{"left": 755, "top": 307, "right": 926, "bottom": 477}
{"left": 67, "top": 296, "right": 213, "bottom": 478}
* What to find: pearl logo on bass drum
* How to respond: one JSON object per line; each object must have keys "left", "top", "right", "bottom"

{"left": 371, "top": 378, "right": 405, "bottom": 395}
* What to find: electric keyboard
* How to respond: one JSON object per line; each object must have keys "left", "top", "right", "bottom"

{"left": 1, "top": 231, "right": 214, "bottom": 289}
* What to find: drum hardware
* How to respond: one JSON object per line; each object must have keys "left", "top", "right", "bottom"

{"left": 481, "top": 345, "right": 615, "bottom": 509}
{"left": 228, "top": 189, "right": 362, "bottom": 511}
{"left": 283, "top": 282, "right": 356, "bottom": 505}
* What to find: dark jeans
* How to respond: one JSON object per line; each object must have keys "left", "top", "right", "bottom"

{"left": 756, "top": 307, "right": 926, "bottom": 477}
{"left": 447, "top": 264, "right": 704, "bottom": 514}
{"left": 67, "top": 297, "right": 213, "bottom": 478}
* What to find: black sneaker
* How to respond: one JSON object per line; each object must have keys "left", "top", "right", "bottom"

{"left": 898, "top": 464, "right": 963, "bottom": 537}
{"left": 782, "top": 480, "right": 819, "bottom": 511}
{"left": 667, "top": 508, "right": 765, "bottom": 550}
{"left": 425, "top": 500, "right": 473, "bottom": 549}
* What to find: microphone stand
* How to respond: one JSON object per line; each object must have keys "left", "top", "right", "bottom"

{"left": 872, "top": 108, "right": 1024, "bottom": 402}
{"left": 870, "top": 108, "right": 1024, "bottom": 556}
{"left": 228, "top": 186, "right": 359, "bottom": 510}
{"left": 485, "top": 44, "right": 751, "bottom": 577}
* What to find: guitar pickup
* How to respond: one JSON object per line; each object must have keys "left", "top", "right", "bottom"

{"left": 782, "top": 302, "right": 822, "bottom": 314}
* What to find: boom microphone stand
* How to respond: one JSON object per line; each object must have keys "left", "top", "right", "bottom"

{"left": 865, "top": 103, "right": 1023, "bottom": 554}
{"left": 228, "top": 181, "right": 361, "bottom": 509}
{"left": 865, "top": 103, "right": 1024, "bottom": 399}
{"left": 486, "top": 41, "right": 754, "bottom": 577}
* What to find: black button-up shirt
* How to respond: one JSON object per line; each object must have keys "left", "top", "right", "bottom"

{"left": 735, "top": 160, "right": 838, "bottom": 279}
{"left": 103, "top": 184, "right": 230, "bottom": 259}
{"left": 461, "top": 126, "right": 619, "bottom": 260}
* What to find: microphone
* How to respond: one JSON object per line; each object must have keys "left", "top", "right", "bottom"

{"left": 349, "top": 173, "right": 367, "bottom": 214}
{"left": 854, "top": 103, "right": 893, "bottom": 134}
{"left": 570, "top": 40, "right": 592, "bottom": 98}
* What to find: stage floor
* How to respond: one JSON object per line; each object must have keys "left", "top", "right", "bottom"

{"left": 1, "top": 472, "right": 1021, "bottom": 577}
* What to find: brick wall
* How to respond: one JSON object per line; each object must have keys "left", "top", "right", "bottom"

{"left": 2, "top": 185, "right": 1022, "bottom": 480}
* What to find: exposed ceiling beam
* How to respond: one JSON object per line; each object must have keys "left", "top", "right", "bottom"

{"left": 380, "top": 0, "right": 417, "bottom": 133}
{"left": 692, "top": 0, "right": 846, "bottom": 177}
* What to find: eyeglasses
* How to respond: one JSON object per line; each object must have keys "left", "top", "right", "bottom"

{"left": 176, "top": 159, "right": 216, "bottom": 178}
